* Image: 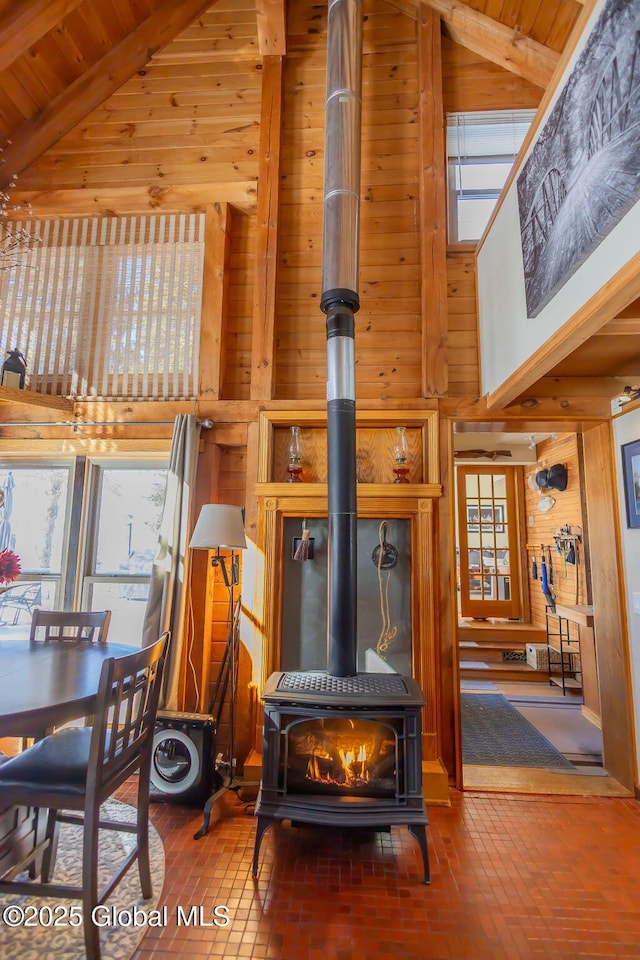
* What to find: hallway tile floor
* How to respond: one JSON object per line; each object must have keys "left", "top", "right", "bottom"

{"left": 129, "top": 787, "right": 640, "bottom": 960}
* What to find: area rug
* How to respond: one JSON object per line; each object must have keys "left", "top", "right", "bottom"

{"left": 461, "top": 692, "right": 575, "bottom": 768}
{"left": 0, "top": 800, "right": 164, "bottom": 960}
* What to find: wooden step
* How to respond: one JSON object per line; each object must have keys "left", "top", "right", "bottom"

{"left": 458, "top": 619, "right": 546, "bottom": 644}
{"left": 459, "top": 661, "right": 551, "bottom": 683}
{"left": 459, "top": 640, "right": 527, "bottom": 661}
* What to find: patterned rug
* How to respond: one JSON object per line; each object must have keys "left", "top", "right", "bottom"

{"left": 0, "top": 800, "right": 164, "bottom": 960}
{"left": 461, "top": 692, "right": 575, "bottom": 768}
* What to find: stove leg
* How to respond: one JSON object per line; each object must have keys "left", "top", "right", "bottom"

{"left": 252, "top": 815, "right": 273, "bottom": 878}
{"left": 408, "top": 824, "right": 430, "bottom": 884}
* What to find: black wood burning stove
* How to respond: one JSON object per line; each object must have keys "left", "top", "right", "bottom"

{"left": 253, "top": 0, "right": 430, "bottom": 884}
{"left": 252, "top": 672, "right": 430, "bottom": 883}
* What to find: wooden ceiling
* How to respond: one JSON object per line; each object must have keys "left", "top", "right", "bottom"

{"left": 1, "top": 0, "right": 637, "bottom": 406}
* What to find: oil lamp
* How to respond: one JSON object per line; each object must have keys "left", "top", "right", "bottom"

{"left": 287, "top": 425, "right": 303, "bottom": 482}
{"left": 392, "top": 425, "right": 410, "bottom": 483}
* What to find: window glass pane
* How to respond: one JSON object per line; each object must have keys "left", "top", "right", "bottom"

{"left": 456, "top": 198, "right": 500, "bottom": 242}
{"left": 0, "top": 467, "right": 70, "bottom": 573}
{"left": 0, "top": 580, "right": 57, "bottom": 637}
{"left": 458, "top": 162, "right": 512, "bottom": 192}
{"left": 447, "top": 110, "right": 535, "bottom": 242}
{"left": 88, "top": 581, "right": 150, "bottom": 648}
{"left": 94, "top": 468, "right": 165, "bottom": 575}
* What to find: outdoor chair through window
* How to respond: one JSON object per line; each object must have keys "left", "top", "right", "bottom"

{"left": 30, "top": 609, "right": 112, "bottom": 644}
{"left": 0, "top": 631, "right": 169, "bottom": 960}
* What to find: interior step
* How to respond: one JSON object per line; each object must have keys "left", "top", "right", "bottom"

{"left": 459, "top": 640, "right": 526, "bottom": 661}
{"left": 458, "top": 620, "right": 546, "bottom": 644}
{"left": 459, "top": 661, "right": 551, "bottom": 683}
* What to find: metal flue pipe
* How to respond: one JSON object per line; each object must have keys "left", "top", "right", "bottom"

{"left": 321, "top": 0, "right": 362, "bottom": 678}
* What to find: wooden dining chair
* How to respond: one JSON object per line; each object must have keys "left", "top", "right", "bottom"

{"left": 0, "top": 632, "right": 169, "bottom": 960}
{"left": 30, "top": 609, "right": 112, "bottom": 644}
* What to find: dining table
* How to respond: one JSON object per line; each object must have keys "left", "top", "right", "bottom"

{"left": 0, "top": 637, "right": 135, "bottom": 739}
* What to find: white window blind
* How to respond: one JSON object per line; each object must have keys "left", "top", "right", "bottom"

{"left": 0, "top": 213, "right": 205, "bottom": 399}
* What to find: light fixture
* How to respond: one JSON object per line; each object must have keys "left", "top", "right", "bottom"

{"left": 189, "top": 503, "right": 251, "bottom": 838}
{"left": 616, "top": 384, "right": 640, "bottom": 405}
{"left": 287, "top": 425, "right": 303, "bottom": 482}
{"left": 393, "top": 425, "right": 410, "bottom": 483}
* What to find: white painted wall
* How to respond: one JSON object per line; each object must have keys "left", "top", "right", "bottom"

{"left": 477, "top": 0, "right": 640, "bottom": 396}
{"left": 613, "top": 406, "right": 640, "bottom": 778}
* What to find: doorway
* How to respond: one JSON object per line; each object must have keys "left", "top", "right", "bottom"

{"left": 453, "top": 422, "right": 632, "bottom": 796}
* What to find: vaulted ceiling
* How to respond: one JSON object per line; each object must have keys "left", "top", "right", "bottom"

{"left": 0, "top": 0, "right": 637, "bottom": 407}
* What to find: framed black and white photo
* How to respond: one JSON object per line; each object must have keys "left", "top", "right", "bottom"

{"left": 621, "top": 439, "right": 640, "bottom": 529}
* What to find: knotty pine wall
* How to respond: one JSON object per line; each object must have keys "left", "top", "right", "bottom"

{"left": 525, "top": 433, "right": 589, "bottom": 640}
{"left": 10, "top": 0, "right": 553, "bottom": 758}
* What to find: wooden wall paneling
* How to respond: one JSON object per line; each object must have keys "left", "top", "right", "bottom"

{"left": 524, "top": 434, "right": 588, "bottom": 629}
{"left": 446, "top": 250, "right": 480, "bottom": 396}
{"left": 224, "top": 211, "right": 255, "bottom": 400}
{"left": 250, "top": 55, "right": 284, "bottom": 402}
{"left": 441, "top": 38, "right": 542, "bottom": 113}
{"left": 0, "top": 0, "right": 218, "bottom": 188}
{"left": 0, "top": 0, "right": 85, "bottom": 75}
{"left": 582, "top": 423, "right": 636, "bottom": 792}
{"left": 198, "top": 202, "right": 232, "bottom": 401}
{"left": 418, "top": 6, "right": 448, "bottom": 398}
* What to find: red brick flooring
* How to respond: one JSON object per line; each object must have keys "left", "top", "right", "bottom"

{"left": 126, "top": 787, "right": 640, "bottom": 960}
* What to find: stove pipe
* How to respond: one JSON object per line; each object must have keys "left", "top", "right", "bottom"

{"left": 320, "top": 0, "right": 362, "bottom": 678}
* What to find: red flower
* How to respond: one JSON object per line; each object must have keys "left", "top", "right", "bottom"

{"left": 0, "top": 548, "right": 21, "bottom": 583}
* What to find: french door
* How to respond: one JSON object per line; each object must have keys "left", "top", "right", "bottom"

{"left": 456, "top": 466, "right": 522, "bottom": 619}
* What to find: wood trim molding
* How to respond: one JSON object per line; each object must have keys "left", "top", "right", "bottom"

{"left": 12, "top": 182, "right": 258, "bottom": 216}
{"left": 418, "top": 4, "right": 448, "bottom": 398}
{"left": 486, "top": 250, "right": 640, "bottom": 410}
{"left": 250, "top": 56, "right": 284, "bottom": 402}
{"left": 198, "top": 203, "right": 232, "bottom": 401}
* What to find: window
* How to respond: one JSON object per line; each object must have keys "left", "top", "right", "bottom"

{"left": 0, "top": 457, "right": 166, "bottom": 645}
{"left": 0, "top": 214, "right": 205, "bottom": 400}
{"left": 447, "top": 110, "right": 536, "bottom": 243}
{"left": 80, "top": 462, "right": 167, "bottom": 646}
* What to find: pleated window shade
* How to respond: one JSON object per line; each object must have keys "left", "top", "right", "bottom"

{"left": 0, "top": 213, "right": 205, "bottom": 399}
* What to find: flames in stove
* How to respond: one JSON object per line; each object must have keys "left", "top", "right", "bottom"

{"left": 307, "top": 741, "right": 371, "bottom": 787}
{"left": 286, "top": 717, "right": 398, "bottom": 797}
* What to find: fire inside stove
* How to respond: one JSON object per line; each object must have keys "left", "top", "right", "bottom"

{"left": 285, "top": 717, "right": 399, "bottom": 797}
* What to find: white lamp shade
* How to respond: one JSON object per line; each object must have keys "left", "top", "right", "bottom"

{"left": 189, "top": 504, "right": 247, "bottom": 550}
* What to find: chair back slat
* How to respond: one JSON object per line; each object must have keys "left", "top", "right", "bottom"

{"left": 88, "top": 633, "right": 169, "bottom": 792}
{"left": 30, "top": 610, "right": 111, "bottom": 644}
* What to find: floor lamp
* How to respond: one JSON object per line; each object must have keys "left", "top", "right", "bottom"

{"left": 189, "top": 503, "right": 252, "bottom": 837}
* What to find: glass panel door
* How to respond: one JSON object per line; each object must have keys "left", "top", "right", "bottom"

{"left": 456, "top": 467, "right": 521, "bottom": 619}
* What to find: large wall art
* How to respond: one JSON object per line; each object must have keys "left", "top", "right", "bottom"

{"left": 517, "top": 0, "right": 640, "bottom": 317}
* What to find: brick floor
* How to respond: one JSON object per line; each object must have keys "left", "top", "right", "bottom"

{"left": 126, "top": 787, "right": 640, "bottom": 960}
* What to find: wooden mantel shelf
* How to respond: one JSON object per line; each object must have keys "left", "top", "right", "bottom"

{"left": 256, "top": 482, "right": 443, "bottom": 499}
{"left": 0, "top": 385, "right": 73, "bottom": 412}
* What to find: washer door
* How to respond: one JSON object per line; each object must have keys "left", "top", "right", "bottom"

{"left": 151, "top": 728, "right": 200, "bottom": 795}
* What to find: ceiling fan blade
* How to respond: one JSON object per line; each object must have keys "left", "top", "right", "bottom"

{"left": 454, "top": 449, "right": 513, "bottom": 459}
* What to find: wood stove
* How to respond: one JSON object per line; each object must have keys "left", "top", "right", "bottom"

{"left": 252, "top": 671, "right": 430, "bottom": 882}
{"left": 252, "top": 0, "right": 429, "bottom": 884}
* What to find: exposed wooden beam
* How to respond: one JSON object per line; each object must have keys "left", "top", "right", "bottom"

{"left": 256, "top": 0, "right": 287, "bottom": 56}
{"left": 250, "top": 56, "right": 284, "bottom": 402}
{"left": 419, "top": 5, "right": 448, "bottom": 397}
{"left": 0, "top": 385, "right": 73, "bottom": 412}
{"left": 0, "top": 0, "right": 219, "bottom": 188}
{"left": 527, "top": 377, "right": 639, "bottom": 398}
{"left": 486, "top": 250, "right": 640, "bottom": 410}
{"left": 12, "top": 182, "right": 258, "bottom": 215}
{"left": 0, "top": 0, "right": 84, "bottom": 73}
{"left": 383, "top": 0, "right": 559, "bottom": 88}
{"left": 198, "top": 203, "right": 233, "bottom": 401}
